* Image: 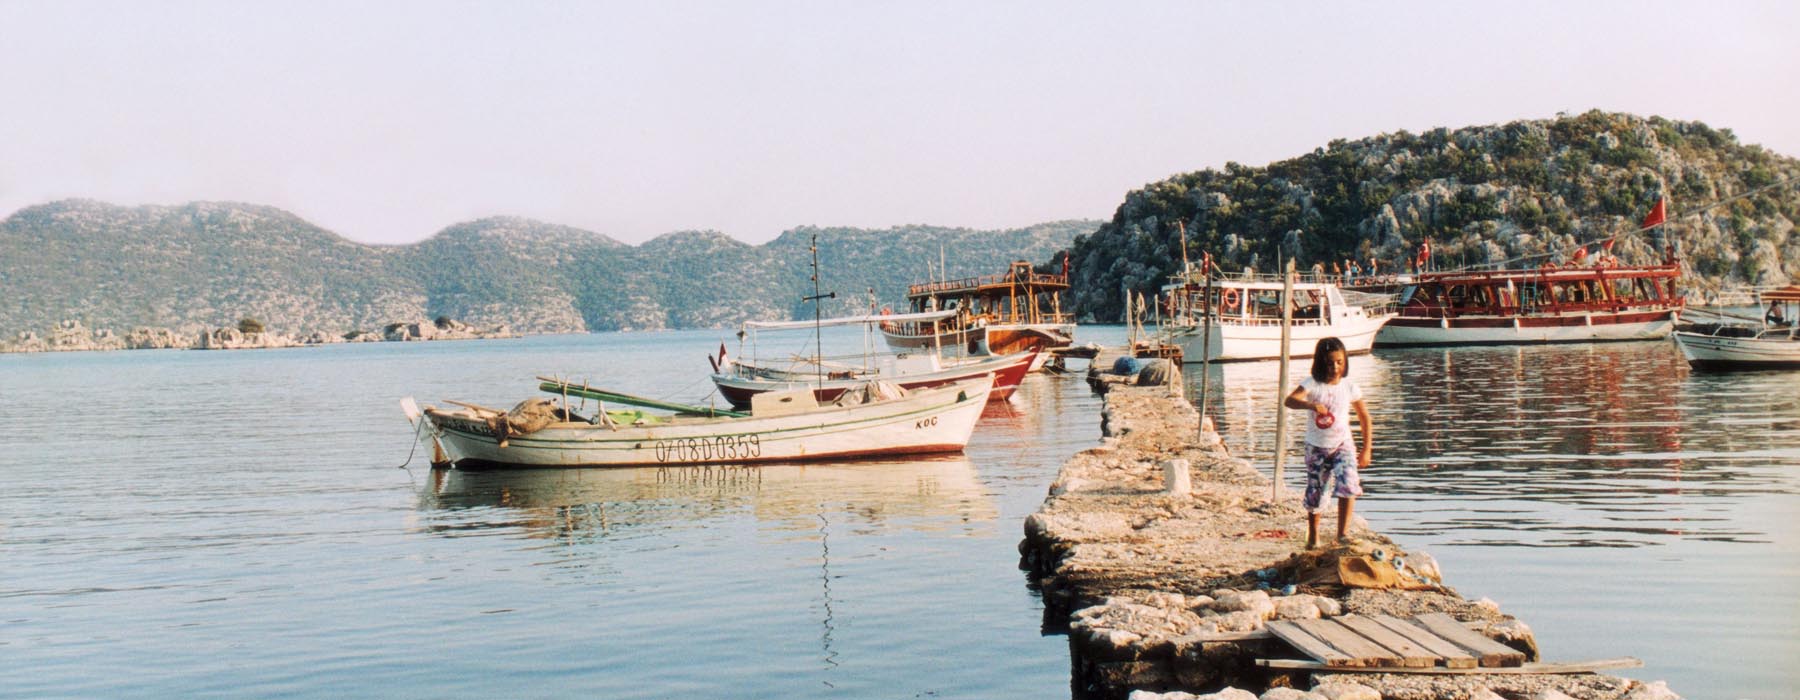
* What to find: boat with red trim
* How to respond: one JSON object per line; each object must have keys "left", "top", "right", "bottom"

{"left": 1373, "top": 254, "right": 1684, "bottom": 347}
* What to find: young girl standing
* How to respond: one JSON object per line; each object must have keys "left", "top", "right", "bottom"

{"left": 1283, "top": 337, "right": 1372, "bottom": 549}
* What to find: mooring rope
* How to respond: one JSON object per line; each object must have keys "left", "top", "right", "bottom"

{"left": 394, "top": 415, "right": 428, "bottom": 469}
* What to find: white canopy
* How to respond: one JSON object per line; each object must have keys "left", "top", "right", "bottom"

{"left": 743, "top": 310, "right": 955, "bottom": 331}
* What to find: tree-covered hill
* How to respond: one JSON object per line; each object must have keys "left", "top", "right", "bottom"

{"left": 1069, "top": 110, "right": 1799, "bottom": 321}
{"left": 0, "top": 201, "right": 1091, "bottom": 337}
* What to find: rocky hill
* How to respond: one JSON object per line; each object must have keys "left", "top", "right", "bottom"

{"left": 0, "top": 200, "right": 1091, "bottom": 338}
{"left": 1069, "top": 110, "right": 1799, "bottom": 321}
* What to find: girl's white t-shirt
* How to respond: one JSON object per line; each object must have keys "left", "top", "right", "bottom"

{"left": 1299, "top": 376, "right": 1362, "bottom": 448}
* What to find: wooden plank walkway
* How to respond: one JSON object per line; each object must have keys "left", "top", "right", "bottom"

{"left": 1266, "top": 614, "right": 1527, "bottom": 669}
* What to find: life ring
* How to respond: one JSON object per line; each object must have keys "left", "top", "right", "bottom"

{"left": 1222, "top": 288, "right": 1241, "bottom": 311}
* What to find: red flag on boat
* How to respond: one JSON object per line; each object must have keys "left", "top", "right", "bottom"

{"left": 1573, "top": 247, "right": 1588, "bottom": 262}
{"left": 1640, "top": 198, "right": 1666, "bottom": 228}
{"left": 1602, "top": 237, "right": 1616, "bottom": 252}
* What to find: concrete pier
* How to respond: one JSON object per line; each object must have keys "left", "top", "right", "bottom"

{"left": 1019, "top": 351, "right": 1680, "bottom": 700}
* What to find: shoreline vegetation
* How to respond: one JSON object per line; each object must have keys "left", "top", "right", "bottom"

{"left": 2, "top": 317, "right": 516, "bottom": 354}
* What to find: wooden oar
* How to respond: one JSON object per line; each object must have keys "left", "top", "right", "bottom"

{"left": 535, "top": 377, "right": 748, "bottom": 418}
{"left": 444, "top": 399, "right": 504, "bottom": 415}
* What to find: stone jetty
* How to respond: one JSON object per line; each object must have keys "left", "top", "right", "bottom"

{"left": 1019, "top": 354, "right": 1680, "bottom": 700}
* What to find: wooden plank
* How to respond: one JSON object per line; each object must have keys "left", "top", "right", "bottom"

{"left": 1336, "top": 615, "right": 1436, "bottom": 668}
{"left": 1292, "top": 618, "right": 1404, "bottom": 668}
{"left": 1373, "top": 615, "right": 1477, "bottom": 669}
{"left": 1412, "top": 613, "right": 1528, "bottom": 667}
{"left": 1256, "top": 657, "right": 1642, "bottom": 675}
{"left": 1266, "top": 620, "right": 1353, "bottom": 668}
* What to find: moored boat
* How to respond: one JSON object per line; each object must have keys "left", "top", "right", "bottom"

{"left": 878, "top": 260, "right": 1075, "bottom": 370}
{"left": 1373, "top": 259, "right": 1684, "bottom": 347}
{"left": 1157, "top": 268, "right": 1394, "bottom": 362}
{"left": 710, "top": 311, "right": 1036, "bottom": 408}
{"left": 405, "top": 376, "right": 993, "bottom": 468}
{"left": 1672, "top": 285, "right": 1800, "bottom": 370}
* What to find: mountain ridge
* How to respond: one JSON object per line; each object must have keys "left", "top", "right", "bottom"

{"left": 1068, "top": 110, "right": 1798, "bottom": 320}
{"left": 0, "top": 200, "right": 1091, "bottom": 338}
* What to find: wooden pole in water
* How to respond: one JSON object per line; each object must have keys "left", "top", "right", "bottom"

{"left": 1272, "top": 257, "right": 1295, "bottom": 501}
{"left": 1198, "top": 255, "right": 1212, "bottom": 438}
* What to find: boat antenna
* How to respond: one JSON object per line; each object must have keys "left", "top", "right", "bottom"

{"left": 1179, "top": 221, "right": 1189, "bottom": 277}
{"left": 803, "top": 233, "right": 837, "bottom": 388}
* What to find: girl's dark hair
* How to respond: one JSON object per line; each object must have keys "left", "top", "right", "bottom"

{"left": 1310, "top": 337, "right": 1349, "bottom": 382}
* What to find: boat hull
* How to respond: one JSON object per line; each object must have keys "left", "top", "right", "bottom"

{"left": 1672, "top": 330, "right": 1800, "bottom": 370}
{"left": 880, "top": 323, "right": 1073, "bottom": 370}
{"left": 1168, "top": 314, "right": 1390, "bottom": 362}
{"left": 1377, "top": 310, "right": 1678, "bottom": 347}
{"left": 423, "top": 380, "right": 992, "bottom": 468}
{"left": 711, "top": 350, "right": 1036, "bottom": 409}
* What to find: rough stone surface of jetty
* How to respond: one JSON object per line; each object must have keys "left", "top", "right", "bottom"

{"left": 1020, "top": 360, "right": 1680, "bottom": 700}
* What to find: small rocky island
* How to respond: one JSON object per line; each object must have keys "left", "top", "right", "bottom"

{"left": 2, "top": 317, "right": 515, "bottom": 353}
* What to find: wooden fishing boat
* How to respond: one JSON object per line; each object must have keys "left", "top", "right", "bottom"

{"left": 710, "top": 310, "right": 1035, "bottom": 408}
{"left": 1672, "top": 285, "right": 1800, "bottom": 370}
{"left": 1372, "top": 259, "right": 1684, "bottom": 346}
{"left": 403, "top": 376, "right": 993, "bottom": 468}
{"left": 1157, "top": 269, "right": 1394, "bottom": 362}
{"left": 714, "top": 347, "right": 1036, "bottom": 408}
{"left": 878, "top": 260, "right": 1075, "bottom": 370}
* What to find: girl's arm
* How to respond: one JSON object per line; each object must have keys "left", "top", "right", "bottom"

{"left": 1284, "top": 385, "right": 1323, "bottom": 413}
{"left": 1353, "top": 398, "right": 1373, "bottom": 467}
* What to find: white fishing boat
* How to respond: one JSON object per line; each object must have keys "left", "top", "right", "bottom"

{"left": 403, "top": 375, "right": 993, "bottom": 468}
{"left": 1157, "top": 268, "right": 1394, "bottom": 362}
{"left": 711, "top": 310, "right": 1036, "bottom": 409}
{"left": 1672, "top": 285, "right": 1800, "bottom": 370}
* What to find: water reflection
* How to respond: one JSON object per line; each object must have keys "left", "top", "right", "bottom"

{"left": 1183, "top": 341, "right": 1800, "bottom": 548}
{"left": 415, "top": 456, "right": 997, "bottom": 540}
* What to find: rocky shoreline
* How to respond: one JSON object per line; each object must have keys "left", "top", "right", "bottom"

{"left": 2, "top": 318, "right": 516, "bottom": 354}
{"left": 1018, "top": 362, "right": 1680, "bottom": 700}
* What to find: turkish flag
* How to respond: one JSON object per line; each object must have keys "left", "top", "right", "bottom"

{"left": 1602, "top": 237, "right": 1615, "bottom": 252}
{"left": 1640, "top": 198, "right": 1667, "bottom": 228}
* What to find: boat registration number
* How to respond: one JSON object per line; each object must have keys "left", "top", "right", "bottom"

{"left": 653, "top": 434, "right": 762, "bottom": 463}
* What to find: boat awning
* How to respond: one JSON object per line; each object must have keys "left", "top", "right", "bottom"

{"left": 1760, "top": 285, "right": 1800, "bottom": 303}
{"left": 744, "top": 310, "right": 956, "bottom": 331}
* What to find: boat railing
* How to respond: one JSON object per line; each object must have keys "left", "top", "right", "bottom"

{"left": 906, "top": 271, "right": 1070, "bottom": 297}
{"left": 879, "top": 312, "right": 1075, "bottom": 335}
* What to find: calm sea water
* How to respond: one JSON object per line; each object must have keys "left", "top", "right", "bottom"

{"left": 3, "top": 330, "right": 1796, "bottom": 698}
{"left": 0, "top": 329, "right": 1097, "bottom": 699}
{"left": 1184, "top": 339, "right": 1799, "bottom": 700}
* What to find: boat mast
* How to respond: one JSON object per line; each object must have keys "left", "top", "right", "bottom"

{"left": 803, "top": 233, "right": 836, "bottom": 389}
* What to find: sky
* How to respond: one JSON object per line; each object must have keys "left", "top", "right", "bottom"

{"left": 2, "top": 1, "right": 1795, "bottom": 246}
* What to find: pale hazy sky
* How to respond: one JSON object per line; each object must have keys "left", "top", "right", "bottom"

{"left": 2, "top": 1, "right": 1795, "bottom": 246}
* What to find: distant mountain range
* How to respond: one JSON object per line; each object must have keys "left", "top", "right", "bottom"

{"left": 0, "top": 201, "right": 1091, "bottom": 337}
{"left": 6, "top": 110, "right": 1795, "bottom": 340}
